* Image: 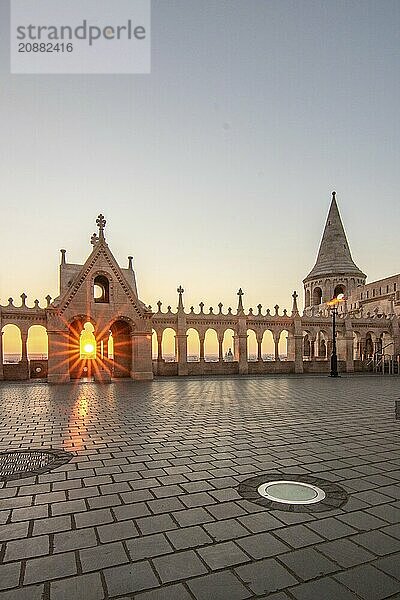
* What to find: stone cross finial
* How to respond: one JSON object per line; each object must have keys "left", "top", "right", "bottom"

{"left": 91, "top": 233, "right": 99, "bottom": 246}
{"left": 274, "top": 304, "right": 279, "bottom": 315}
{"left": 257, "top": 304, "right": 262, "bottom": 315}
{"left": 60, "top": 249, "right": 67, "bottom": 264}
{"left": 20, "top": 293, "right": 27, "bottom": 306}
{"left": 218, "top": 302, "right": 223, "bottom": 314}
{"left": 96, "top": 214, "right": 106, "bottom": 238}
{"left": 291, "top": 290, "right": 299, "bottom": 316}
{"left": 157, "top": 300, "right": 162, "bottom": 312}
{"left": 332, "top": 191, "right": 336, "bottom": 200}
{"left": 177, "top": 286, "right": 184, "bottom": 311}
{"left": 237, "top": 288, "right": 244, "bottom": 313}
{"left": 34, "top": 299, "right": 39, "bottom": 308}
{"left": 45, "top": 295, "right": 52, "bottom": 307}
{"left": 199, "top": 302, "right": 204, "bottom": 313}
{"left": 128, "top": 256, "right": 134, "bottom": 270}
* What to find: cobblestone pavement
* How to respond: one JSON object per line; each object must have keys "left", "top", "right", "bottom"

{"left": 1, "top": 375, "right": 400, "bottom": 600}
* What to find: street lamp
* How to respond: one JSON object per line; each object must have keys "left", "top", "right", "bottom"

{"left": 327, "top": 293, "right": 345, "bottom": 377}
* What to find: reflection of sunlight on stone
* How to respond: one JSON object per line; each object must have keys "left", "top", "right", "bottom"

{"left": 77, "top": 396, "right": 88, "bottom": 418}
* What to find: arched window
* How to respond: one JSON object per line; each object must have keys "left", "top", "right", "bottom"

{"left": 94, "top": 275, "right": 110, "bottom": 303}
{"left": 333, "top": 284, "right": 345, "bottom": 299}
{"left": 305, "top": 289, "right": 311, "bottom": 307}
{"left": 312, "top": 287, "right": 322, "bottom": 305}
{"left": 80, "top": 322, "right": 96, "bottom": 359}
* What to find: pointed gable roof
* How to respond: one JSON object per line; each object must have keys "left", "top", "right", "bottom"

{"left": 304, "top": 192, "right": 366, "bottom": 282}
{"left": 54, "top": 215, "right": 150, "bottom": 318}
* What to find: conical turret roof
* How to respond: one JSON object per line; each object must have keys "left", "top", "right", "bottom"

{"left": 304, "top": 192, "right": 366, "bottom": 282}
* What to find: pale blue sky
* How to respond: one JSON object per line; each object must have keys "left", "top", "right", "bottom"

{"left": 0, "top": 0, "right": 399, "bottom": 313}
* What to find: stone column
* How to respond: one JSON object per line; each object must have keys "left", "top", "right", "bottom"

{"left": 218, "top": 336, "right": 224, "bottom": 362}
{"left": 237, "top": 334, "right": 248, "bottom": 375}
{"left": 20, "top": 330, "right": 29, "bottom": 380}
{"left": 287, "top": 332, "right": 295, "bottom": 361}
{"left": 0, "top": 331, "right": 3, "bottom": 380}
{"left": 47, "top": 330, "right": 70, "bottom": 383}
{"left": 176, "top": 334, "right": 188, "bottom": 376}
{"left": 199, "top": 334, "right": 205, "bottom": 362}
{"left": 131, "top": 331, "right": 153, "bottom": 380}
{"left": 257, "top": 337, "right": 262, "bottom": 361}
{"left": 310, "top": 337, "right": 315, "bottom": 360}
{"left": 273, "top": 335, "right": 280, "bottom": 361}
{"left": 294, "top": 334, "right": 304, "bottom": 373}
{"left": 157, "top": 332, "right": 163, "bottom": 361}
{"left": 345, "top": 333, "right": 354, "bottom": 372}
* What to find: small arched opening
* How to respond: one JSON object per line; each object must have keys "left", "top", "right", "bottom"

{"left": 110, "top": 320, "right": 132, "bottom": 377}
{"left": 305, "top": 289, "right": 311, "bottom": 307}
{"left": 247, "top": 329, "right": 257, "bottom": 361}
{"left": 2, "top": 324, "right": 22, "bottom": 363}
{"left": 333, "top": 284, "right": 346, "bottom": 299}
{"left": 94, "top": 275, "right": 110, "bottom": 303}
{"left": 187, "top": 328, "right": 200, "bottom": 362}
{"left": 69, "top": 319, "right": 96, "bottom": 379}
{"left": 278, "top": 330, "right": 289, "bottom": 360}
{"left": 222, "top": 329, "right": 235, "bottom": 361}
{"left": 261, "top": 330, "right": 274, "bottom": 361}
{"left": 161, "top": 328, "right": 176, "bottom": 362}
{"left": 204, "top": 329, "right": 218, "bottom": 362}
{"left": 312, "top": 287, "right": 322, "bottom": 305}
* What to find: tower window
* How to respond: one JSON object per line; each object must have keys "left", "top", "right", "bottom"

{"left": 94, "top": 275, "right": 110, "bottom": 303}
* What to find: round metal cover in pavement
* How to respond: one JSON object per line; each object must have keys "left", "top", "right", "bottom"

{"left": 0, "top": 449, "right": 73, "bottom": 481}
{"left": 238, "top": 473, "right": 348, "bottom": 512}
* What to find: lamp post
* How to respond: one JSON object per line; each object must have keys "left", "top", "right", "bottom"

{"left": 328, "top": 294, "right": 344, "bottom": 378}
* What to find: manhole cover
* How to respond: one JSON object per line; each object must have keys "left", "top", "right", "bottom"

{"left": 238, "top": 473, "right": 347, "bottom": 512}
{"left": 0, "top": 449, "right": 73, "bottom": 481}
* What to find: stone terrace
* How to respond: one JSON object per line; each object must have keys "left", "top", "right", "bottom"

{"left": 0, "top": 375, "right": 400, "bottom": 600}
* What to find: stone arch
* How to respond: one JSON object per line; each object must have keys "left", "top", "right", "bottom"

{"left": 247, "top": 329, "right": 257, "bottom": 361}
{"left": 27, "top": 325, "right": 48, "bottom": 359}
{"left": 1, "top": 324, "right": 22, "bottom": 363}
{"left": 365, "top": 332, "right": 375, "bottom": 358}
{"left": 222, "top": 328, "right": 235, "bottom": 361}
{"left": 334, "top": 284, "right": 346, "bottom": 299}
{"left": 69, "top": 318, "right": 97, "bottom": 379}
{"left": 94, "top": 274, "right": 110, "bottom": 303}
{"left": 261, "top": 330, "right": 274, "bottom": 361}
{"left": 186, "top": 328, "right": 200, "bottom": 361}
{"left": 110, "top": 319, "right": 132, "bottom": 377}
{"left": 204, "top": 328, "right": 218, "bottom": 362}
{"left": 161, "top": 327, "right": 177, "bottom": 362}
{"left": 278, "top": 329, "right": 289, "bottom": 359}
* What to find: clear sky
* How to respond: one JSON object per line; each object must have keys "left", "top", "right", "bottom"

{"left": 1, "top": 0, "right": 399, "bottom": 322}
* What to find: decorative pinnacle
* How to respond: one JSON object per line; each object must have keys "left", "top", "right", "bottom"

{"left": 332, "top": 191, "right": 336, "bottom": 199}
{"left": 177, "top": 285, "right": 184, "bottom": 311}
{"left": 128, "top": 256, "right": 133, "bottom": 270}
{"left": 91, "top": 233, "right": 99, "bottom": 246}
{"left": 237, "top": 288, "right": 244, "bottom": 313}
{"left": 20, "top": 293, "right": 27, "bottom": 306}
{"left": 45, "top": 295, "right": 52, "bottom": 307}
{"left": 291, "top": 290, "right": 299, "bottom": 316}
{"left": 96, "top": 214, "right": 106, "bottom": 238}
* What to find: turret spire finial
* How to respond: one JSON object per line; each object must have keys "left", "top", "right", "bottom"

{"left": 96, "top": 214, "right": 106, "bottom": 239}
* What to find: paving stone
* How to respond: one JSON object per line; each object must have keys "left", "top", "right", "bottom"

{"left": 172, "top": 507, "right": 214, "bottom": 527}
{"left": 24, "top": 552, "right": 77, "bottom": 584}
{"left": 235, "top": 558, "right": 298, "bottom": 595}
{"left": 11, "top": 504, "right": 48, "bottom": 522}
{"left": 278, "top": 547, "right": 337, "bottom": 580}
{"left": 136, "top": 513, "right": 177, "bottom": 535}
{"left": 305, "top": 517, "right": 358, "bottom": 540}
{"left": 290, "top": 577, "right": 360, "bottom": 599}
{"left": 127, "top": 533, "right": 174, "bottom": 561}
{"left": 113, "top": 501, "right": 151, "bottom": 520}
{"left": 351, "top": 530, "right": 400, "bottom": 555}
{"left": 317, "top": 538, "right": 375, "bottom": 567}
{"left": 32, "top": 515, "right": 71, "bottom": 536}
{"left": 74, "top": 508, "right": 113, "bottom": 528}
{"left": 366, "top": 504, "right": 400, "bottom": 523}
{"left": 0, "top": 562, "right": 21, "bottom": 591}
{"left": 197, "top": 540, "right": 250, "bottom": 569}
{"left": 80, "top": 541, "right": 129, "bottom": 572}
{"left": 97, "top": 519, "right": 139, "bottom": 542}
{"left": 206, "top": 501, "right": 247, "bottom": 520}
{"left": 337, "top": 511, "right": 387, "bottom": 531}
{"left": 52, "top": 499, "right": 86, "bottom": 516}
{"left": 187, "top": 571, "right": 251, "bottom": 600}
{"left": 274, "top": 524, "right": 324, "bottom": 549}
{"left": 4, "top": 534, "right": 49, "bottom": 561}
{"left": 374, "top": 554, "right": 400, "bottom": 580}
{"left": 153, "top": 550, "right": 208, "bottom": 583}
{"left": 204, "top": 518, "right": 250, "bottom": 541}
{"left": 334, "top": 564, "right": 400, "bottom": 600}
{"left": 236, "top": 532, "right": 290, "bottom": 559}
{"left": 0, "top": 521, "right": 29, "bottom": 542}
{"left": 0, "top": 585, "right": 45, "bottom": 599}
{"left": 50, "top": 573, "right": 104, "bottom": 600}
{"left": 104, "top": 561, "right": 159, "bottom": 596}
{"left": 238, "top": 512, "right": 285, "bottom": 533}
{"left": 53, "top": 527, "right": 97, "bottom": 553}
{"left": 166, "top": 525, "right": 213, "bottom": 549}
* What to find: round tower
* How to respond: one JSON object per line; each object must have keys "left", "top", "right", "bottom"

{"left": 303, "top": 192, "right": 366, "bottom": 309}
